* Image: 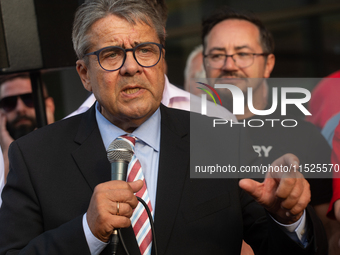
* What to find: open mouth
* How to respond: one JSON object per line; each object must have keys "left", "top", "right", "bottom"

{"left": 124, "top": 88, "right": 140, "bottom": 94}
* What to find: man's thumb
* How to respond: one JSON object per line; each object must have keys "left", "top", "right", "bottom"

{"left": 239, "top": 178, "right": 263, "bottom": 200}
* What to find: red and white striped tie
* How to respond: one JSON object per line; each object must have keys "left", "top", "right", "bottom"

{"left": 118, "top": 135, "right": 153, "bottom": 255}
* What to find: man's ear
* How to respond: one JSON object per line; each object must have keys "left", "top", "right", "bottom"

{"left": 76, "top": 59, "right": 92, "bottom": 92}
{"left": 263, "top": 53, "right": 275, "bottom": 78}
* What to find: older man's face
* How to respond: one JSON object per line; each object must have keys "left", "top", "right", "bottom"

{"left": 77, "top": 15, "right": 165, "bottom": 132}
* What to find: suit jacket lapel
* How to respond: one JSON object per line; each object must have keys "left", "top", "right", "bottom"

{"left": 154, "top": 105, "right": 190, "bottom": 254}
{"left": 71, "top": 105, "right": 110, "bottom": 191}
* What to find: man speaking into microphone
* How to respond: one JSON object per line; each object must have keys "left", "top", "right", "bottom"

{"left": 0, "top": 0, "right": 327, "bottom": 254}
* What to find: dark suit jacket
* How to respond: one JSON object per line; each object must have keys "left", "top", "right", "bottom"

{"left": 0, "top": 104, "right": 327, "bottom": 254}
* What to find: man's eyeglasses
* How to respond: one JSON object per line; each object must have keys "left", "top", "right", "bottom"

{"left": 85, "top": 42, "right": 164, "bottom": 71}
{"left": 0, "top": 93, "right": 34, "bottom": 112}
{"left": 204, "top": 52, "right": 269, "bottom": 69}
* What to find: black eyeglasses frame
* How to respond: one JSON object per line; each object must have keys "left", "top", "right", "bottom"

{"left": 85, "top": 42, "right": 164, "bottom": 72}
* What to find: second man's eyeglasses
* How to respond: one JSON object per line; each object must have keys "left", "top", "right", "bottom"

{"left": 204, "top": 52, "right": 269, "bottom": 69}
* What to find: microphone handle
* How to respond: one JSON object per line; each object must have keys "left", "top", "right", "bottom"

{"left": 110, "top": 160, "right": 128, "bottom": 254}
{"left": 111, "top": 160, "right": 128, "bottom": 181}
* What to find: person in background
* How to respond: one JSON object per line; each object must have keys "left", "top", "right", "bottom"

{"left": 306, "top": 70, "right": 340, "bottom": 130}
{"left": 307, "top": 71, "right": 340, "bottom": 151}
{"left": 184, "top": 44, "right": 258, "bottom": 255}
{"left": 327, "top": 122, "right": 340, "bottom": 250}
{"left": 0, "top": 73, "right": 55, "bottom": 181}
{"left": 322, "top": 112, "right": 340, "bottom": 148}
{"left": 328, "top": 124, "right": 340, "bottom": 216}
{"left": 199, "top": 6, "right": 338, "bottom": 254}
{"left": 183, "top": 45, "right": 206, "bottom": 96}
{"left": 0, "top": 146, "right": 4, "bottom": 207}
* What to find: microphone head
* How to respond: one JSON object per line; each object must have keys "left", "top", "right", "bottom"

{"left": 107, "top": 139, "right": 134, "bottom": 164}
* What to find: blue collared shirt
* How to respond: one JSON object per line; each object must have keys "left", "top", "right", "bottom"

{"left": 95, "top": 102, "right": 161, "bottom": 209}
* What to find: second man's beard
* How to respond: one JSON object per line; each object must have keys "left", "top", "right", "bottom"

{"left": 6, "top": 116, "right": 37, "bottom": 140}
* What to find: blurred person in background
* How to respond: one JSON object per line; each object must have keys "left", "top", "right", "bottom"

{"left": 321, "top": 111, "right": 340, "bottom": 148}
{"left": 184, "top": 45, "right": 255, "bottom": 255}
{"left": 307, "top": 70, "right": 340, "bottom": 130}
{"left": 326, "top": 122, "right": 340, "bottom": 250}
{"left": 200, "top": 6, "right": 339, "bottom": 254}
{"left": 0, "top": 146, "right": 4, "bottom": 207}
{"left": 0, "top": 73, "right": 55, "bottom": 181}
{"left": 183, "top": 45, "right": 206, "bottom": 96}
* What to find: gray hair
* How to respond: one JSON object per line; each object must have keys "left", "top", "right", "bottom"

{"left": 72, "top": 0, "right": 165, "bottom": 60}
{"left": 184, "top": 45, "right": 206, "bottom": 90}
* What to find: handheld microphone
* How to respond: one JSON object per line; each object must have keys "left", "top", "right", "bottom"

{"left": 107, "top": 139, "right": 133, "bottom": 181}
{"left": 107, "top": 139, "right": 133, "bottom": 255}
{"left": 106, "top": 138, "right": 158, "bottom": 255}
